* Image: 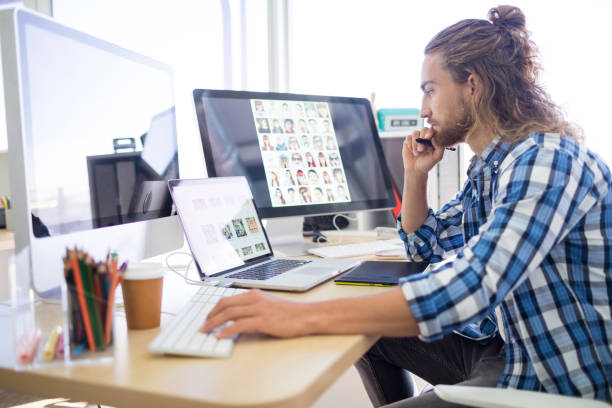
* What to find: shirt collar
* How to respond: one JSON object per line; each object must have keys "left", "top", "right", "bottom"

{"left": 467, "top": 136, "right": 513, "bottom": 176}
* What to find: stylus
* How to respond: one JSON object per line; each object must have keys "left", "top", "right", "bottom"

{"left": 415, "top": 138, "right": 457, "bottom": 151}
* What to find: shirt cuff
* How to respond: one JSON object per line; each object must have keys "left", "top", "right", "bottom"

{"left": 400, "top": 273, "right": 444, "bottom": 341}
{"left": 398, "top": 210, "right": 438, "bottom": 261}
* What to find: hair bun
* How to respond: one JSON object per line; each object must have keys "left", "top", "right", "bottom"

{"left": 488, "top": 5, "right": 526, "bottom": 30}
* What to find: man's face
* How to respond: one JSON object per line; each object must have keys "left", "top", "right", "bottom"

{"left": 420, "top": 52, "right": 473, "bottom": 148}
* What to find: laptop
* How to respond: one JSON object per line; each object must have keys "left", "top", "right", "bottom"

{"left": 168, "top": 177, "right": 361, "bottom": 291}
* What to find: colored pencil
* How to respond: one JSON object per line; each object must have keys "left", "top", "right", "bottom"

{"left": 79, "top": 257, "right": 104, "bottom": 350}
{"left": 43, "top": 325, "right": 62, "bottom": 361}
{"left": 70, "top": 253, "right": 95, "bottom": 351}
{"left": 104, "top": 258, "right": 119, "bottom": 345}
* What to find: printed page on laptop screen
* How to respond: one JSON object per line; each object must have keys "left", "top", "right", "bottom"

{"left": 169, "top": 177, "right": 272, "bottom": 276}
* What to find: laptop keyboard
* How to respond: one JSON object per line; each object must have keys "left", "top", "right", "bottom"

{"left": 226, "top": 258, "right": 311, "bottom": 280}
{"left": 148, "top": 285, "right": 247, "bottom": 358}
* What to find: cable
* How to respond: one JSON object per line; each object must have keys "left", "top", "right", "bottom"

{"left": 332, "top": 213, "right": 358, "bottom": 243}
{"left": 165, "top": 251, "right": 201, "bottom": 285}
{"left": 164, "top": 251, "right": 224, "bottom": 287}
{"left": 313, "top": 234, "right": 327, "bottom": 243}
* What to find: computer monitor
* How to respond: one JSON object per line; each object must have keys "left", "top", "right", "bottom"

{"left": 193, "top": 89, "right": 396, "bottom": 254}
{"left": 0, "top": 7, "right": 183, "bottom": 298}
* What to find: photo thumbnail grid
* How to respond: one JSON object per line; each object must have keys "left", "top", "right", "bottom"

{"left": 251, "top": 99, "right": 352, "bottom": 207}
{"left": 192, "top": 196, "right": 270, "bottom": 262}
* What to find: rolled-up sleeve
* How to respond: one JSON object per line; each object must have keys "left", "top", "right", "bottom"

{"left": 398, "top": 189, "right": 466, "bottom": 264}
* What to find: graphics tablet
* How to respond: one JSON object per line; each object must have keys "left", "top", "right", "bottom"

{"left": 334, "top": 261, "right": 428, "bottom": 286}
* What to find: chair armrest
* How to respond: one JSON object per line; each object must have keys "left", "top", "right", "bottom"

{"left": 433, "top": 385, "right": 610, "bottom": 408}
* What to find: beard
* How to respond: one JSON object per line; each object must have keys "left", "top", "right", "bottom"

{"left": 431, "top": 102, "right": 474, "bottom": 148}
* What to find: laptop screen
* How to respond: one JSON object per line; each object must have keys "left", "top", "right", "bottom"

{"left": 168, "top": 177, "right": 272, "bottom": 276}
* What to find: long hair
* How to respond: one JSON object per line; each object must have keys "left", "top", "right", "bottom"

{"left": 425, "top": 5, "right": 581, "bottom": 142}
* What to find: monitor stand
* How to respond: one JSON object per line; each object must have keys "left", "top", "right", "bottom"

{"left": 263, "top": 216, "right": 317, "bottom": 256}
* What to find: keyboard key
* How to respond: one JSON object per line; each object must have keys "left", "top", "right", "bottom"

{"left": 227, "top": 259, "right": 311, "bottom": 280}
{"left": 214, "top": 338, "right": 234, "bottom": 355}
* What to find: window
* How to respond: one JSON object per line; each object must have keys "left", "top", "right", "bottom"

{"left": 53, "top": 0, "right": 268, "bottom": 177}
{"left": 289, "top": 0, "right": 612, "bottom": 166}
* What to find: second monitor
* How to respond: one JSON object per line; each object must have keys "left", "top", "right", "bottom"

{"left": 193, "top": 90, "right": 396, "bottom": 254}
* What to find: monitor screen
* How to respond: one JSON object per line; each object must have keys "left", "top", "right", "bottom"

{"left": 17, "top": 10, "right": 178, "bottom": 236}
{"left": 1, "top": 7, "right": 183, "bottom": 296}
{"left": 193, "top": 90, "right": 396, "bottom": 218}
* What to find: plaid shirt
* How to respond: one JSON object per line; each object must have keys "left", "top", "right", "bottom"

{"left": 398, "top": 133, "right": 612, "bottom": 401}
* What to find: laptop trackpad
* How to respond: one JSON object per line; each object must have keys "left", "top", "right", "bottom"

{"left": 271, "top": 267, "right": 337, "bottom": 285}
{"left": 296, "top": 266, "right": 337, "bottom": 276}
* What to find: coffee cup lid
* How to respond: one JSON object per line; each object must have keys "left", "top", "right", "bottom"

{"left": 123, "top": 262, "right": 167, "bottom": 280}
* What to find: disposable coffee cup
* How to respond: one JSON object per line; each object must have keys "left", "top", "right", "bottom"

{"left": 121, "top": 262, "right": 166, "bottom": 330}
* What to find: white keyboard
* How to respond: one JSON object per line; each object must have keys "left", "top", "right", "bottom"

{"left": 308, "top": 239, "right": 405, "bottom": 258}
{"left": 148, "top": 286, "right": 247, "bottom": 358}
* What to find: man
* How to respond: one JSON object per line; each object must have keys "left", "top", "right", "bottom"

{"left": 201, "top": 5, "right": 611, "bottom": 406}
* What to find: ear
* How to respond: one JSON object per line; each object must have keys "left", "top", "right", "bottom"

{"left": 466, "top": 74, "right": 479, "bottom": 97}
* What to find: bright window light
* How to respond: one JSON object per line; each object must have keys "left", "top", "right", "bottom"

{"left": 289, "top": 0, "right": 612, "bottom": 165}
{"left": 52, "top": 0, "right": 268, "bottom": 177}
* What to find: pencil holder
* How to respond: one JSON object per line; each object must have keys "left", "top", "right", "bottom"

{"left": 64, "top": 283, "right": 116, "bottom": 364}
{"left": 63, "top": 249, "right": 122, "bottom": 364}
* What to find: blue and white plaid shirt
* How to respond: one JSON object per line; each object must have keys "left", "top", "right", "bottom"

{"left": 398, "top": 133, "right": 612, "bottom": 401}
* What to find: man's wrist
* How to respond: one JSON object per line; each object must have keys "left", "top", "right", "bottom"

{"left": 404, "top": 168, "right": 429, "bottom": 183}
{"left": 300, "top": 301, "right": 327, "bottom": 335}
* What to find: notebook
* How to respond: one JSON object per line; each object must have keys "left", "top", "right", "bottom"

{"left": 334, "top": 261, "right": 428, "bottom": 286}
{"left": 168, "top": 177, "right": 360, "bottom": 292}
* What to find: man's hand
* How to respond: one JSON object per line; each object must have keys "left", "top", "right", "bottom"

{"left": 402, "top": 128, "right": 445, "bottom": 175}
{"left": 200, "top": 287, "right": 420, "bottom": 339}
{"left": 200, "top": 289, "right": 312, "bottom": 339}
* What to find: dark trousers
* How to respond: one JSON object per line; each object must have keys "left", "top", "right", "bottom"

{"left": 354, "top": 334, "right": 506, "bottom": 407}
